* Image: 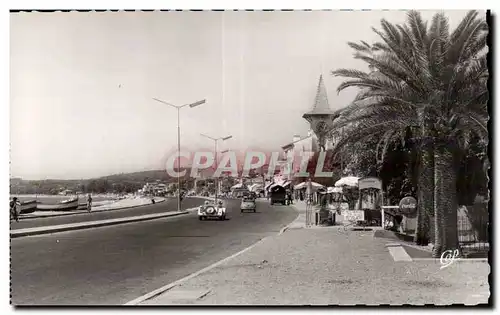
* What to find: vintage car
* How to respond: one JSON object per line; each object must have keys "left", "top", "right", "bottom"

{"left": 198, "top": 200, "right": 226, "bottom": 221}
{"left": 270, "top": 185, "right": 287, "bottom": 205}
{"left": 240, "top": 196, "right": 256, "bottom": 213}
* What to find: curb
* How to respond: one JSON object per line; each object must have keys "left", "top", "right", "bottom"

{"left": 18, "top": 198, "right": 167, "bottom": 220}
{"left": 124, "top": 234, "right": 270, "bottom": 305}
{"left": 279, "top": 203, "right": 304, "bottom": 234}
{"left": 124, "top": 200, "right": 299, "bottom": 305}
{"left": 10, "top": 210, "right": 189, "bottom": 239}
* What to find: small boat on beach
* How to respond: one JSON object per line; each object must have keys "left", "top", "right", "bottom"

{"left": 15, "top": 200, "right": 38, "bottom": 214}
{"left": 36, "top": 197, "right": 80, "bottom": 211}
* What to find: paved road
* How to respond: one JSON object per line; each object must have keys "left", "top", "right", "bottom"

{"left": 11, "top": 199, "right": 298, "bottom": 305}
{"left": 11, "top": 197, "right": 207, "bottom": 230}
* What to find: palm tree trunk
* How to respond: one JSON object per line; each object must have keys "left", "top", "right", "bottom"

{"left": 414, "top": 115, "right": 433, "bottom": 246}
{"left": 432, "top": 144, "right": 459, "bottom": 258}
{"left": 415, "top": 146, "right": 433, "bottom": 245}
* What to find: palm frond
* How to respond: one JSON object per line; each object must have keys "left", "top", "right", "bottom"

{"left": 347, "top": 41, "right": 372, "bottom": 53}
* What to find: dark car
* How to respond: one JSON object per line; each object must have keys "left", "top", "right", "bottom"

{"left": 270, "top": 185, "right": 286, "bottom": 205}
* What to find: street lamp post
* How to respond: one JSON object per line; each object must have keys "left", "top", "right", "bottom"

{"left": 220, "top": 149, "right": 230, "bottom": 194}
{"left": 152, "top": 98, "right": 206, "bottom": 211}
{"left": 200, "top": 134, "right": 232, "bottom": 205}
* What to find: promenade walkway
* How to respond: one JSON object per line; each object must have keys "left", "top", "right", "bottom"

{"left": 138, "top": 201, "right": 489, "bottom": 305}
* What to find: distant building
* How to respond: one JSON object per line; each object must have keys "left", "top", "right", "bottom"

{"left": 142, "top": 181, "right": 168, "bottom": 195}
{"left": 278, "top": 132, "right": 318, "bottom": 182}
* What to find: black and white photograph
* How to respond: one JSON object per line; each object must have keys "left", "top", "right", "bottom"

{"left": 6, "top": 4, "right": 492, "bottom": 307}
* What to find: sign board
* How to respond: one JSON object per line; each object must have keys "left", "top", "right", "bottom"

{"left": 399, "top": 196, "right": 417, "bottom": 217}
{"left": 358, "top": 177, "right": 382, "bottom": 190}
{"left": 343, "top": 210, "right": 365, "bottom": 222}
{"left": 327, "top": 203, "right": 349, "bottom": 211}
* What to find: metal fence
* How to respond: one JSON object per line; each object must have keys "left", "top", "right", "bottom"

{"left": 458, "top": 211, "right": 489, "bottom": 255}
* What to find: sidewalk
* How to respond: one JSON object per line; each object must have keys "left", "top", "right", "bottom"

{"left": 138, "top": 202, "right": 490, "bottom": 305}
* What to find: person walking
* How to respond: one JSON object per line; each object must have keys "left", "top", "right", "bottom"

{"left": 286, "top": 190, "right": 291, "bottom": 205}
{"left": 87, "top": 194, "right": 93, "bottom": 212}
{"left": 10, "top": 197, "right": 20, "bottom": 222}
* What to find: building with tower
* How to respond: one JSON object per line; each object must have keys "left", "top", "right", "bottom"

{"left": 276, "top": 75, "right": 341, "bottom": 183}
{"left": 302, "top": 74, "right": 340, "bottom": 152}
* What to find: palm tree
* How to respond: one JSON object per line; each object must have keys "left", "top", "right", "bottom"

{"left": 329, "top": 10, "right": 488, "bottom": 257}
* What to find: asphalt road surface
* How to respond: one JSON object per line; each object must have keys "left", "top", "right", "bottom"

{"left": 11, "top": 197, "right": 206, "bottom": 230}
{"left": 11, "top": 199, "right": 298, "bottom": 305}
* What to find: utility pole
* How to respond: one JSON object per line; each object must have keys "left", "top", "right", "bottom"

{"left": 152, "top": 98, "right": 206, "bottom": 211}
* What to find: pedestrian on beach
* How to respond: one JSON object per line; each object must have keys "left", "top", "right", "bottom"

{"left": 10, "top": 197, "right": 19, "bottom": 222}
{"left": 87, "top": 194, "right": 92, "bottom": 212}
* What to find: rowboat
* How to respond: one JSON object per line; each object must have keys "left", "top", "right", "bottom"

{"left": 36, "top": 197, "right": 80, "bottom": 211}
{"left": 18, "top": 200, "right": 38, "bottom": 214}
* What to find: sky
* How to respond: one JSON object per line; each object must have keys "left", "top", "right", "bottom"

{"left": 10, "top": 10, "right": 474, "bottom": 180}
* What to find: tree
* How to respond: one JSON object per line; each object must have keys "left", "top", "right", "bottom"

{"left": 330, "top": 10, "right": 488, "bottom": 256}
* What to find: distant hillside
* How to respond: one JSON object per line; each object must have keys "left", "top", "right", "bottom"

{"left": 10, "top": 168, "right": 194, "bottom": 195}
{"left": 10, "top": 162, "right": 275, "bottom": 195}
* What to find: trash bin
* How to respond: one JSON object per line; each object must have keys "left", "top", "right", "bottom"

{"left": 315, "top": 211, "right": 319, "bottom": 225}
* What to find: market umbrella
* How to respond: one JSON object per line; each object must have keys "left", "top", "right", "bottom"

{"left": 294, "top": 181, "right": 324, "bottom": 190}
{"left": 334, "top": 176, "right": 360, "bottom": 188}
{"left": 293, "top": 182, "right": 306, "bottom": 190}
{"left": 327, "top": 186, "right": 343, "bottom": 194}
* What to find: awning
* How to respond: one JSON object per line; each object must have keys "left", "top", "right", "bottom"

{"left": 282, "top": 181, "right": 291, "bottom": 188}
{"left": 270, "top": 183, "right": 283, "bottom": 189}
{"left": 265, "top": 182, "right": 274, "bottom": 191}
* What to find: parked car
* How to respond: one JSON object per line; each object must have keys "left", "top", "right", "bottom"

{"left": 198, "top": 200, "right": 226, "bottom": 221}
{"left": 240, "top": 196, "right": 256, "bottom": 213}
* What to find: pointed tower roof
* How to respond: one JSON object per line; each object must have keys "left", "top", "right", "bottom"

{"left": 303, "top": 75, "right": 336, "bottom": 119}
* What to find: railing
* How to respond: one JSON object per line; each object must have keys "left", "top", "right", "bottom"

{"left": 458, "top": 211, "right": 489, "bottom": 256}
